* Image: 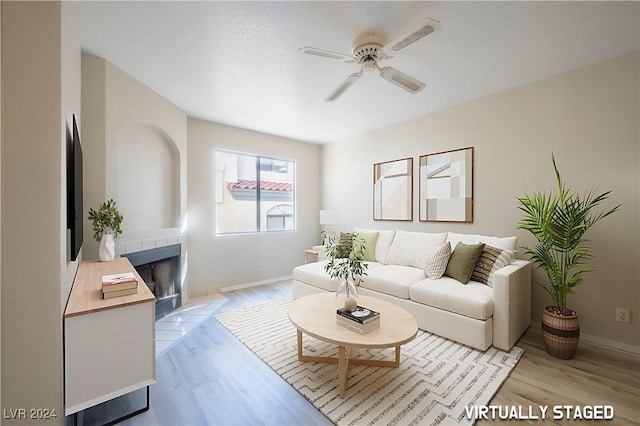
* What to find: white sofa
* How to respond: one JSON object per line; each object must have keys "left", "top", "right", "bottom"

{"left": 293, "top": 229, "right": 531, "bottom": 351}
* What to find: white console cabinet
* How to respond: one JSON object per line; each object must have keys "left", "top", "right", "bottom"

{"left": 64, "top": 258, "right": 155, "bottom": 419}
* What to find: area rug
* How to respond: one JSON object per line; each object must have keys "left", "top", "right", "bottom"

{"left": 215, "top": 298, "right": 523, "bottom": 425}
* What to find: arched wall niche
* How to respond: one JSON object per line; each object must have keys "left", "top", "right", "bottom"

{"left": 116, "top": 121, "right": 181, "bottom": 231}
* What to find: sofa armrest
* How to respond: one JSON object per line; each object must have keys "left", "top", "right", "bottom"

{"left": 492, "top": 260, "right": 531, "bottom": 350}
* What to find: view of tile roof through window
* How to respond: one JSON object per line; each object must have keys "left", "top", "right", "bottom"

{"left": 227, "top": 180, "right": 294, "bottom": 192}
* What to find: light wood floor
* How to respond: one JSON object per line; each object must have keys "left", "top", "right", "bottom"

{"left": 481, "top": 328, "right": 640, "bottom": 425}
{"left": 81, "top": 282, "right": 639, "bottom": 425}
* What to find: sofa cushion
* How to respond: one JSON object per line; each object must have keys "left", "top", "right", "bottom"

{"left": 478, "top": 235, "right": 518, "bottom": 251}
{"left": 446, "top": 232, "right": 480, "bottom": 248}
{"left": 410, "top": 278, "right": 494, "bottom": 320}
{"left": 353, "top": 228, "right": 396, "bottom": 263}
{"left": 360, "top": 265, "right": 425, "bottom": 299}
{"left": 423, "top": 242, "right": 451, "bottom": 279}
{"left": 357, "top": 232, "right": 379, "bottom": 262}
{"left": 384, "top": 230, "right": 448, "bottom": 268}
{"left": 293, "top": 261, "right": 341, "bottom": 291}
{"left": 444, "top": 242, "right": 485, "bottom": 284}
{"left": 293, "top": 261, "right": 384, "bottom": 291}
{"left": 471, "top": 245, "right": 515, "bottom": 287}
{"left": 447, "top": 232, "right": 517, "bottom": 252}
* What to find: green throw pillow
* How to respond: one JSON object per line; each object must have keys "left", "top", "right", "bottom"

{"left": 358, "top": 232, "right": 379, "bottom": 262}
{"left": 444, "top": 242, "right": 485, "bottom": 284}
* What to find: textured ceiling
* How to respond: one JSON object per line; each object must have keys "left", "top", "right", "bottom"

{"left": 77, "top": 1, "right": 639, "bottom": 144}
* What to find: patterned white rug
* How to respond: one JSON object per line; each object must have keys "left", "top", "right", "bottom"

{"left": 216, "top": 298, "right": 523, "bottom": 425}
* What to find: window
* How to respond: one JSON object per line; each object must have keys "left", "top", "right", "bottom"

{"left": 266, "top": 204, "right": 294, "bottom": 231}
{"left": 215, "top": 150, "right": 295, "bottom": 234}
{"left": 259, "top": 158, "right": 289, "bottom": 173}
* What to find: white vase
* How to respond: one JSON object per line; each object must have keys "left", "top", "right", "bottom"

{"left": 98, "top": 233, "right": 115, "bottom": 261}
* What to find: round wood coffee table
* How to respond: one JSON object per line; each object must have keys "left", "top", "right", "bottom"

{"left": 288, "top": 292, "right": 418, "bottom": 398}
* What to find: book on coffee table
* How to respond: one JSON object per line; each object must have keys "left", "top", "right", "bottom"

{"left": 336, "top": 314, "right": 380, "bottom": 334}
{"left": 336, "top": 305, "right": 381, "bottom": 333}
{"left": 336, "top": 305, "right": 380, "bottom": 324}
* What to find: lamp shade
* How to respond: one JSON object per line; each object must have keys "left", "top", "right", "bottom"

{"left": 319, "top": 209, "right": 337, "bottom": 225}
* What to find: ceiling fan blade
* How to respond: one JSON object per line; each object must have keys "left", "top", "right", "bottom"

{"left": 298, "top": 47, "right": 356, "bottom": 62}
{"left": 378, "top": 66, "right": 425, "bottom": 94}
{"left": 383, "top": 17, "right": 441, "bottom": 54}
{"left": 325, "top": 72, "right": 362, "bottom": 101}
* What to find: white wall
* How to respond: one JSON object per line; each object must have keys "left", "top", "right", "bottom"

{"left": 1, "top": 1, "right": 81, "bottom": 422}
{"left": 0, "top": 1, "right": 3, "bottom": 408}
{"left": 187, "top": 118, "right": 321, "bottom": 297}
{"left": 103, "top": 60, "right": 187, "bottom": 241}
{"left": 82, "top": 53, "right": 187, "bottom": 247}
{"left": 117, "top": 122, "right": 181, "bottom": 230}
{"left": 82, "top": 54, "right": 188, "bottom": 293}
{"left": 323, "top": 52, "right": 639, "bottom": 348}
{"left": 61, "top": 1, "right": 82, "bottom": 310}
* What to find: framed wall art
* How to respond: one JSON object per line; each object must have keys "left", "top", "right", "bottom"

{"left": 419, "top": 147, "right": 474, "bottom": 222}
{"left": 373, "top": 157, "right": 413, "bottom": 221}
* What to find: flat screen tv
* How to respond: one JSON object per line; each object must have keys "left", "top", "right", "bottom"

{"left": 67, "top": 114, "right": 83, "bottom": 261}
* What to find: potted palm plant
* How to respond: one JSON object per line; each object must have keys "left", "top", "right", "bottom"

{"left": 88, "top": 199, "right": 124, "bottom": 261}
{"left": 517, "top": 155, "right": 619, "bottom": 359}
{"left": 324, "top": 232, "right": 368, "bottom": 312}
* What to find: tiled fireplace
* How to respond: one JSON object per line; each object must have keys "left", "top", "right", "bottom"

{"left": 123, "top": 244, "right": 182, "bottom": 319}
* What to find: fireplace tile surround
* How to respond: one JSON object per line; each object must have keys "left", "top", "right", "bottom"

{"left": 115, "top": 234, "right": 184, "bottom": 258}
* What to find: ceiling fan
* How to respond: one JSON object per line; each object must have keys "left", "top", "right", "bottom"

{"left": 299, "top": 17, "right": 441, "bottom": 101}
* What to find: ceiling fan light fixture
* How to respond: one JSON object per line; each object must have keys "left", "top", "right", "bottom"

{"left": 300, "top": 16, "right": 439, "bottom": 100}
{"left": 351, "top": 33, "right": 386, "bottom": 62}
{"left": 363, "top": 60, "right": 377, "bottom": 73}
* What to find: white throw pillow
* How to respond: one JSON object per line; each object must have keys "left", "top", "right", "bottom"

{"left": 353, "top": 227, "right": 396, "bottom": 263}
{"left": 384, "top": 230, "right": 448, "bottom": 268}
{"left": 478, "top": 235, "right": 518, "bottom": 251}
{"left": 423, "top": 242, "right": 452, "bottom": 279}
{"left": 448, "top": 232, "right": 518, "bottom": 252}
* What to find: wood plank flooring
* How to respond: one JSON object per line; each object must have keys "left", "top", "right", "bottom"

{"left": 80, "top": 281, "right": 640, "bottom": 426}
{"left": 480, "top": 328, "right": 640, "bottom": 425}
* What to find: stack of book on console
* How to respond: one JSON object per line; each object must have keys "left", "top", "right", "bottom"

{"left": 336, "top": 305, "right": 380, "bottom": 334}
{"left": 101, "top": 272, "right": 138, "bottom": 299}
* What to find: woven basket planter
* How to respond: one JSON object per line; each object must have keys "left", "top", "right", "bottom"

{"left": 541, "top": 306, "right": 580, "bottom": 360}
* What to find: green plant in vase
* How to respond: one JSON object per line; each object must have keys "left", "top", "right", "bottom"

{"left": 517, "top": 154, "right": 619, "bottom": 359}
{"left": 88, "top": 199, "right": 123, "bottom": 261}
{"left": 324, "top": 232, "right": 368, "bottom": 312}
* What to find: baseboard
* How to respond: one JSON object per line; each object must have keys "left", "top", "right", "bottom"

{"left": 220, "top": 275, "right": 293, "bottom": 293}
{"left": 531, "top": 321, "right": 640, "bottom": 356}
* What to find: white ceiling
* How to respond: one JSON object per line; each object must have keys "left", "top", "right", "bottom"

{"left": 76, "top": 1, "right": 639, "bottom": 144}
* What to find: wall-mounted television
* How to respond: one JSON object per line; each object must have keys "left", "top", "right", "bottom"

{"left": 67, "top": 114, "right": 83, "bottom": 261}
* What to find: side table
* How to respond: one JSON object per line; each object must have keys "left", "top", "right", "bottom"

{"left": 304, "top": 249, "right": 319, "bottom": 263}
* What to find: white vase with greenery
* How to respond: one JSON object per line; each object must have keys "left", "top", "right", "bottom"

{"left": 98, "top": 232, "right": 116, "bottom": 262}
{"left": 324, "top": 232, "right": 368, "bottom": 312}
{"left": 88, "top": 199, "right": 124, "bottom": 262}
